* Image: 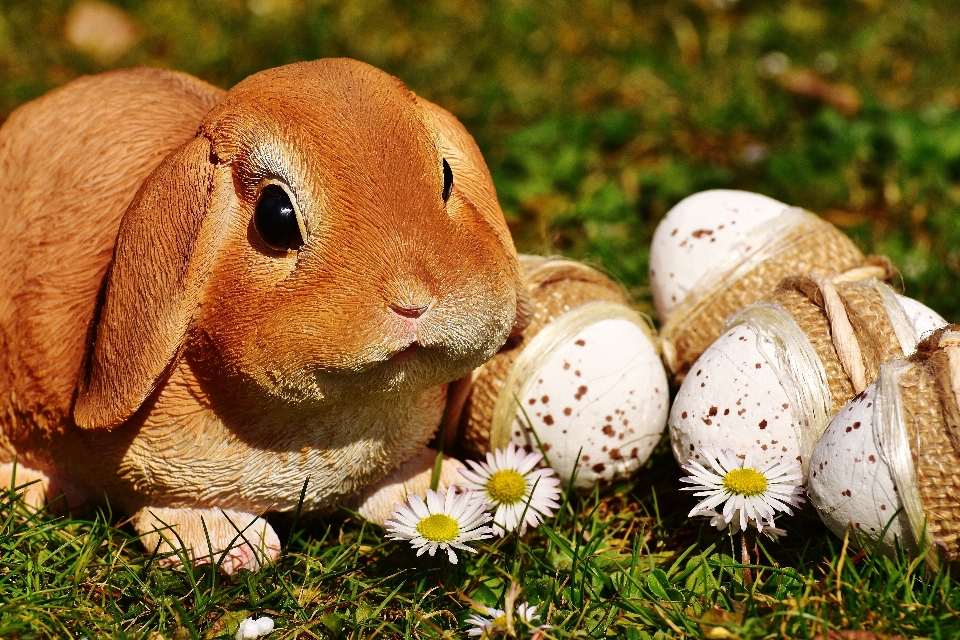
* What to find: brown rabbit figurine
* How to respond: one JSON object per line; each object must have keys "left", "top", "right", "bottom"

{"left": 0, "top": 59, "right": 530, "bottom": 572}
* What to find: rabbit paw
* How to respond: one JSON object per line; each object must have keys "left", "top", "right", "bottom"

{"left": 354, "top": 448, "right": 464, "bottom": 526}
{"left": 133, "top": 506, "right": 281, "bottom": 574}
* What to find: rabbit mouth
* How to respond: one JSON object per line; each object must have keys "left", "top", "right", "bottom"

{"left": 391, "top": 342, "right": 420, "bottom": 362}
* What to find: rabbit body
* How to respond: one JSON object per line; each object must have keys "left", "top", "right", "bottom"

{"left": 0, "top": 60, "right": 527, "bottom": 570}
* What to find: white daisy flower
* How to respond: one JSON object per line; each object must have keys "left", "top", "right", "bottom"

{"left": 384, "top": 487, "right": 492, "bottom": 564}
{"left": 465, "top": 602, "right": 547, "bottom": 636}
{"left": 681, "top": 446, "right": 804, "bottom": 534}
{"left": 457, "top": 444, "right": 561, "bottom": 536}
{"left": 693, "top": 508, "right": 788, "bottom": 540}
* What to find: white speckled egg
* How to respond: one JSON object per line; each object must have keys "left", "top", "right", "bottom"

{"left": 669, "top": 293, "right": 948, "bottom": 477}
{"left": 808, "top": 328, "right": 960, "bottom": 568}
{"left": 669, "top": 322, "right": 801, "bottom": 472}
{"left": 501, "top": 312, "right": 669, "bottom": 489}
{"left": 650, "top": 190, "right": 791, "bottom": 322}
{"left": 807, "top": 383, "right": 904, "bottom": 556}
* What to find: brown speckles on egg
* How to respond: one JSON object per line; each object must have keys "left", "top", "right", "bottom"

{"left": 681, "top": 411, "right": 688, "bottom": 419}
{"left": 723, "top": 409, "right": 729, "bottom": 415}
{"left": 609, "top": 448, "right": 622, "bottom": 460}
{"left": 574, "top": 385, "right": 588, "bottom": 400}
{"left": 575, "top": 339, "right": 585, "bottom": 347}
{"left": 541, "top": 395, "right": 550, "bottom": 404}
{"left": 528, "top": 398, "right": 536, "bottom": 405}
{"left": 582, "top": 455, "right": 590, "bottom": 462}
{"left": 853, "top": 421, "right": 861, "bottom": 429}
{"left": 708, "top": 406, "right": 717, "bottom": 416}
{"left": 543, "top": 415, "right": 554, "bottom": 425}
{"left": 563, "top": 407, "right": 572, "bottom": 416}
{"left": 602, "top": 425, "right": 615, "bottom": 437}
{"left": 842, "top": 489, "right": 852, "bottom": 497}
{"left": 702, "top": 417, "right": 713, "bottom": 425}
{"left": 758, "top": 420, "right": 767, "bottom": 429}
{"left": 592, "top": 463, "right": 606, "bottom": 473}
{"left": 755, "top": 362, "right": 761, "bottom": 369}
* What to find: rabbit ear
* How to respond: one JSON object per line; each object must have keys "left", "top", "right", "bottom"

{"left": 415, "top": 97, "right": 532, "bottom": 336}
{"left": 74, "top": 135, "right": 217, "bottom": 430}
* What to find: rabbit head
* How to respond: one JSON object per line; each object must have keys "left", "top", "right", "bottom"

{"left": 74, "top": 58, "right": 529, "bottom": 429}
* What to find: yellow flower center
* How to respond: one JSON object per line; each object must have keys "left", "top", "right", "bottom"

{"left": 722, "top": 468, "right": 768, "bottom": 496}
{"left": 490, "top": 614, "right": 507, "bottom": 628}
{"left": 486, "top": 469, "right": 528, "bottom": 505}
{"left": 416, "top": 514, "right": 459, "bottom": 542}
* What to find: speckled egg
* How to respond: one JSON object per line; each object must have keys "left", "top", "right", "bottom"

{"left": 808, "top": 325, "right": 960, "bottom": 569}
{"left": 669, "top": 322, "right": 801, "bottom": 471}
{"left": 669, "top": 293, "right": 947, "bottom": 477}
{"left": 650, "top": 189, "right": 791, "bottom": 322}
{"left": 807, "top": 384, "right": 905, "bottom": 556}
{"left": 649, "top": 190, "right": 869, "bottom": 384}
{"left": 456, "top": 257, "right": 669, "bottom": 490}
{"left": 506, "top": 313, "right": 669, "bottom": 489}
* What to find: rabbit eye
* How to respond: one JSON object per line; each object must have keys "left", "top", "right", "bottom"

{"left": 441, "top": 158, "right": 453, "bottom": 202}
{"left": 254, "top": 184, "right": 304, "bottom": 252}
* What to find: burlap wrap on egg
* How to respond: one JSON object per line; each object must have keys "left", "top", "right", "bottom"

{"left": 661, "top": 210, "right": 880, "bottom": 384}
{"left": 722, "top": 262, "right": 913, "bottom": 473}
{"left": 455, "top": 256, "right": 630, "bottom": 459}
{"left": 772, "top": 261, "right": 903, "bottom": 415}
{"left": 894, "top": 329, "right": 960, "bottom": 566}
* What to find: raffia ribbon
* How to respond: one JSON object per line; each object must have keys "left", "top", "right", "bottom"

{"left": 774, "top": 258, "right": 908, "bottom": 413}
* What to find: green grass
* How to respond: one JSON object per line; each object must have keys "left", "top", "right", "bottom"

{"left": 4, "top": 446, "right": 960, "bottom": 638}
{"left": 3, "top": 0, "right": 960, "bottom": 637}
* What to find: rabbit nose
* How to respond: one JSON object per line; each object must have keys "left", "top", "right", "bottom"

{"left": 389, "top": 303, "right": 430, "bottom": 319}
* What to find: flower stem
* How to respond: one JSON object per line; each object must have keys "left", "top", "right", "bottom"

{"left": 741, "top": 529, "right": 755, "bottom": 590}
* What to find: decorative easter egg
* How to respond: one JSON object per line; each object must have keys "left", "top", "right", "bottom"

{"left": 809, "top": 327, "right": 960, "bottom": 570}
{"left": 650, "top": 189, "right": 873, "bottom": 383}
{"left": 650, "top": 189, "right": 790, "bottom": 321}
{"left": 806, "top": 384, "right": 905, "bottom": 556}
{"left": 668, "top": 275, "right": 946, "bottom": 478}
{"left": 456, "top": 257, "right": 669, "bottom": 489}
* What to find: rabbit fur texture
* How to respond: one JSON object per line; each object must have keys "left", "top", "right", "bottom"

{"left": 0, "top": 59, "right": 531, "bottom": 572}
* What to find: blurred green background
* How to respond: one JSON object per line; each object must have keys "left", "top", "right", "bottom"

{"left": 3, "top": 0, "right": 960, "bottom": 320}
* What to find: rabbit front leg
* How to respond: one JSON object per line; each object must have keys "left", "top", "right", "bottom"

{"left": 0, "top": 461, "right": 52, "bottom": 510}
{"left": 132, "top": 506, "right": 281, "bottom": 574}
{"left": 354, "top": 448, "right": 464, "bottom": 526}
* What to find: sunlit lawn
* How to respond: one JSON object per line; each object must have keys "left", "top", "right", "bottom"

{"left": 2, "top": 0, "right": 960, "bottom": 637}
